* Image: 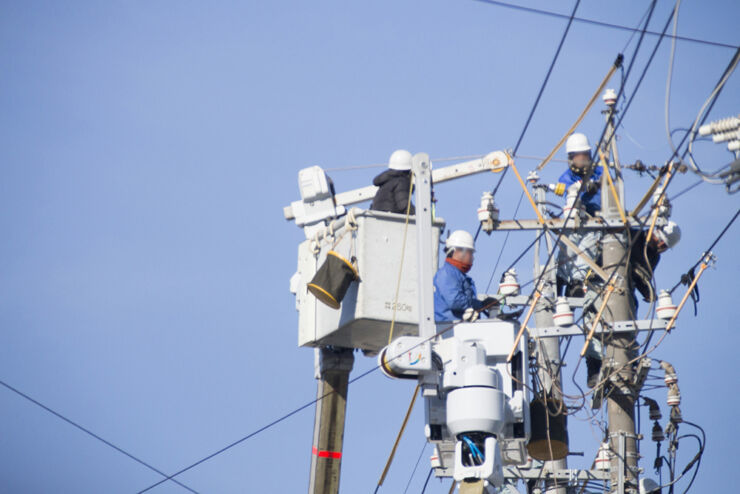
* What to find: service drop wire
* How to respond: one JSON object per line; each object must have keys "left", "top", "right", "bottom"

{"left": 474, "top": 0, "right": 582, "bottom": 244}
{"left": 137, "top": 319, "right": 462, "bottom": 493}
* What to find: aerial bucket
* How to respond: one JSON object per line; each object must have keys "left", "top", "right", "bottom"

{"left": 307, "top": 251, "right": 359, "bottom": 309}
{"left": 527, "top": 394, "right": 569, "bottom": 461}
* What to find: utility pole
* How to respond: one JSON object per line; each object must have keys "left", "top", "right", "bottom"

{"left": 308, "top": 347, "right": 354, "bottom": 494}
{"left": 600, "top": 94, "right": 638, "bottom": 493}
{"left": 533, "top": 187, "right": 567, "bottom": 494}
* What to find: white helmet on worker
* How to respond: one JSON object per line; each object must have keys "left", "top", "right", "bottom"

{"left": 388, "top": 149, "right": 413, "bottom": 171}
{"left": 445, "top": 230, "right": 475, "bottom": 254}
{"left": 566, "top": 133, "right": 591, "bottom": 154}
{"left": 654, "top": 221, "right": 681, "bottom": 252}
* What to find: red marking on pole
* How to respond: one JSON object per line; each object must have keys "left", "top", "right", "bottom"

{"left": 312, "top": 446, "right": 342, "bottom": 459}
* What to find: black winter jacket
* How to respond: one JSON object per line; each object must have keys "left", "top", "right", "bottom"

{"left": 370, "top": 170, "right": 415, "bottom": 215}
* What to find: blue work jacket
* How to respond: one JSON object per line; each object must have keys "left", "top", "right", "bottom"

{"left": 558, "top": 165, "right": 603, "bottom": 216}
{"left": 433, "top": 260, "right": 483, "bottom": 321}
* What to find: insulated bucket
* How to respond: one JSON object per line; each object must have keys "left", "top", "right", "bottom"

{"left": 307, "top": 251, "right": 359, "bottom": 309}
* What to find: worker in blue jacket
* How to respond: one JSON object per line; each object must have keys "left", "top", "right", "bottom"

{"left": 556, "top": 132, "right": 603, "bottom": 298}
{"left": 434, "top": 230, "right": 491, "bottom": 322}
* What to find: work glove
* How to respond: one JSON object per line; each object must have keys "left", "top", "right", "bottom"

{"left": 462, "top": 307, "right": 479, "bottom": 322}
{"left": 585, "top": 180, "right": 600, "bottom": 195}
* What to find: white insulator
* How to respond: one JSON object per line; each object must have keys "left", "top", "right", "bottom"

{"left": 667, "top": 386, "right": 681, "bottom": 407}
{"left": 655, "top": 290, "right": 677, "bottom": 320}
{"left": 728, "top": 140, "right": 740, "bottom": 152}
{"left": 640, "top": 478, "right": 662, "bottom": 494}
{"left": 664, "top": 371, "right": 677, "bottom": 386}
{"left": 498, "top": 269, "right": 520, "bottom": 296}
{"left": 698, "top": 115, "right": 740, "bottom": 136}
{"left": 712, "top": 128, "right": 740, "bottom": 143}
{"left": 430, "top": 446, "right": 442, "bottom": 468}
{"left": 595, "top": 442, "right": 611, "bottom": 471}
{"left": 602, "top": 88, "right": 617, "bottom": 106}
{"left": 553, "top": 297, "right": 574, "bottom": 327}
{"left": 446, "top": 365, "right": 506, "bottom": 437}
{"left": 477, "top": 192, "right": 499, "bottom": 223}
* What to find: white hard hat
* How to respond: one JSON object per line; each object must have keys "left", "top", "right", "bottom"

{"left": 566, "top": 133, "right": 591, "bottom": 154}
{"left": 655, "top": 221, "right": 681, "bottom": 250}
{"left": 388, "top": 149, "right": 413, "bottom": 171}
{"left": 445, "top": 230, "right": 475, "bottom": 253}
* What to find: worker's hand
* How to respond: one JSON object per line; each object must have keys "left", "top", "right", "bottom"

{"left": 462, "top": 307, "right": 479, "bottom": 322}
{"left": 585, "top": 180, "right": 600, "bottom": 195}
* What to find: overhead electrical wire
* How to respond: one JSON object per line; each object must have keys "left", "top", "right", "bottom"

{"left": 135, "top": 320, "right": 460, "bottom": 493}
{"left": 471, "top": 0, "right": 739, "bottom": 50}
{"left": 486, "top": 0, "right": 582, "bottom": 203}
{"left": 145, "top": 4, "right": 734, "bottom": 492}
{"left": 0, "top": 379, "right": 200, "bottom": 494}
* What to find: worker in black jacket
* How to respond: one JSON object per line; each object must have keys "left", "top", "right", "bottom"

{"left": 370, "top": 149, "right": 415, "bottom": 215}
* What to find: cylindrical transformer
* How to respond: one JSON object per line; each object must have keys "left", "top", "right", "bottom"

{"left": 446, "top": 365, "right": 506, "bottom": 437}
{"left": 527, "top": 394, "right": 569, "bottom": 461}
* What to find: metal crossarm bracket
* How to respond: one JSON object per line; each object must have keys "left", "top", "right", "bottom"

{"left": 528, "top": 319, "right": 669, "bottom": 338}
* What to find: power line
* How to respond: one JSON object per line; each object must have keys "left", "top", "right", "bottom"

{"left": 136, "top": 321, "right": 460, "bottom": 493}
{"left": 488, "top": 0, "right": 581, "bottom": 201}
{"left": 471, "top": 0, "right": 739, "bottom": 50}
{"left": 0, "top": 379, "right": 199, "bottom": 494}
{"left": 595, "top": 1, "right": 672, "bottom": 158}
{"left": 402, "top": 441, "right": 428, "bottom": 494}
{"left": 669, "top": 207, "right": 739, "bottom": 294}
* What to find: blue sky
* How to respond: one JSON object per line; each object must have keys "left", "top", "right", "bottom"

{"left": 0, "top": 1, "right": 738, "bottom": 493}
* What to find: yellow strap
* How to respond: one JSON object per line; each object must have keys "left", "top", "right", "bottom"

{"left": 629, "top": 168, "right": 667, "bottom": 219}
{"left": 645, "top": 166, "right": 674, "bottom": 244}
{"left": 507, "top": 154, "right": 545, "bottom": 224}
{"left": 388, "top": 175, "right": 416, "bottom": 344}
{"left": 507, "top": 288, "right": 542, "bottom": 362}
{"left": 579, "top": 284, "right": 616, "bottom": 357}
{"left": 555, "top": 233, "right": 610, "bottom": 283}
{"left": 536, "top": 58, "right": 621, "bottom": 171}
{"left": 665, "top": 259, "right": 710, "bottom": 332}
{"left": 599, "top": 152, "right": 627, "bottom": 225}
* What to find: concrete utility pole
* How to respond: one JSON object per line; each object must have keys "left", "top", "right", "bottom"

{"left": 533, "top": 187, "right": 567, "bottom": 494}
{"left": 308, "top": 347, "right": 354, "bottom": 494}
{"left": 600, "top": 99, "right": 638, "bottom": 493}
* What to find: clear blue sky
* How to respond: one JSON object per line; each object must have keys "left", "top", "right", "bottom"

{"left": 0, "top": 1, "right": 738, "bottom": 493}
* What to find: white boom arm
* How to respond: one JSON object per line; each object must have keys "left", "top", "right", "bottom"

{"left": 283, "top": 151, "right": 507, "bottom": 221}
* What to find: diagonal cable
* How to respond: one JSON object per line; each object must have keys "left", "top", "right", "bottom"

{"left": 0, "top": 379, "right": 199, "bottom": 494}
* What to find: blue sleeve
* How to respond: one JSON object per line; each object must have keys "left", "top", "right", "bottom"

{"left": 434, "top": 266, "right": 480, "bottom": 319}
{"left": 558, "top": 169, "right": 577, "bottom": 187}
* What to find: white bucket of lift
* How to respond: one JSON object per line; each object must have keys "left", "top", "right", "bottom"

{"left": 499, "top": 269, "right": 520, "bottom": 297}
{"left": 656, "top": 290, "right": 677, "bottom": 320}
{"left": 595, "top": 442, "right": 611, "bottom": 471}
{"left": 553, "top": 297, "right": 574, "bottom": 327}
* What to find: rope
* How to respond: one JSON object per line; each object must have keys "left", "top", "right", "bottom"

{"left": 374, "top": 383, "right": 422, "bottom": 492}
{"left": 489, "top": 0, "right": 581, "bottom": 197}
{"left": 536, "top": 53, "right": 623, "bottom": 171}
{"left": 388, "top": 175, "right": 416, "bottom": 344}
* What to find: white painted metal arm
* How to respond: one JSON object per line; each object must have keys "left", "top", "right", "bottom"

{"left": 283, "top": 151, "right": 507, "bottom": 220}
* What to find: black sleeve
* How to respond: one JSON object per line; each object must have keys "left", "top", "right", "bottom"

{"left": 393, "top": 176, "right": 415, "bottom": 214}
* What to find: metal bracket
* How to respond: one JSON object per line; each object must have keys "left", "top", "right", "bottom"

{"left": 502, "top": 467, "right": 610, "bottom": 481}
{"left": 528, "top": 319, "right": 668, "bottom": 339}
